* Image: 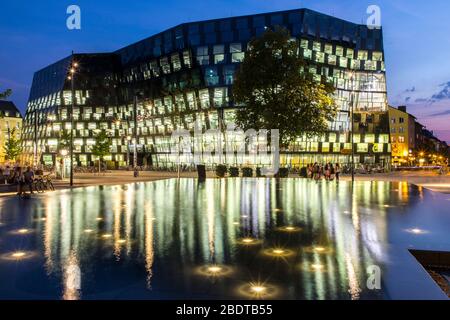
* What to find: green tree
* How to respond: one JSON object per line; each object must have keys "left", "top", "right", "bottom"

{"left": 0, "top": 89, "right": 12, "bottom": 100}
{"left": 232, "top": 27, "right": 337, "bottom": 147}
{"left": 4, "top": 128, "right": 22, "bottom": 161}
{"left": 91, "top": 129, "right": 112, "bottom": 172}
{"left": 58, "top": 130, "right": 71, "bottom": 153}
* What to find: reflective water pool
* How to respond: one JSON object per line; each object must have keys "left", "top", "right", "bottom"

{"left": 0, "top": 179, "right": 449, "bottom": 300}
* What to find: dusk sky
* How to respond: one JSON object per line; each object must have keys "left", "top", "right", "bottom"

{"left": 1, "top": 0, "right": 449, "bottom": 142}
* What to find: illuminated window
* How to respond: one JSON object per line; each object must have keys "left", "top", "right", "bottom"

{"left": 160, "top": 57, "right": 171, "bottom": 74}
{"left": 223, "top": 65, "right": 235, "bottom": 85}
{"left": 333, "top": 143, "right": 341, "bottom": 152}
{"left": 232, "top": 52, "right": 245, "bottom": 62}
{"left": 329, "top": 133, "right": 337, "bottom": 143}
{"left": 339, "top": 57, "right": 348, "bottom": 68}
{"left": 313, "top": 41, "right": 321, "bottom": 51}
{"left": 346, "top": 48, "right": 354, "bottom": 59}
{"left": 303, "top": 49, "right": 312, "bottom": 59}
{"left": 183, "top": 50, "right": 191, "bottom": 68}
{"left": 300, "top": 39, "right": 309, "bottom": 49}
{"left": 358, "top": 50, "right": 368, "bottom": 60}
{"left": 322, "top": 143, "right": 330, "bottom": 152}
{"left": 214, "top": 54, "right": 225, "bottom": 64}
{"left": 351, "top": 59, "right": 360, "bottom": 69}
{"left": 398, "top": 136, "right": 405, "bottom": 143}
{"left": 199, "top": 89, "right": 210, "bottom": 109}
{"left": 365, "top": 60, "right": 376, "bottom": 71}
{"left": 372, "top": 51, "right": 383, "bottom": 61}
{"left": 379, "top": 134, "right": 389, "bottom": 143}
{"left": 315, "top": 52, "right": 325, "bottom": 63}
{"left": 357, "top": 143, "right": 368, "bottom": 153}
{"left": 309, "top": 142, "right": 319, "bottom": 152}
{"left": 205, "top": 67, "right": 219, "bottom": 86}
{"left": 171, "top": 53, "right": 182, "bottom": 71}
{"left": 327, "top": 55, "right": 337, "bottom": 65}
{"left": 373, "top": 143, "right": 384, "bottom": 153}
{"left": 365, "top": 134, "right": 375, "bottom": 143}
{"left": 213, "top": 87, "right": 227, "bottom": 107}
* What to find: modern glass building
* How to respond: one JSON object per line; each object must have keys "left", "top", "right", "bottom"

{"left": 22, "top": 8, "right": 391, "bottom": 169}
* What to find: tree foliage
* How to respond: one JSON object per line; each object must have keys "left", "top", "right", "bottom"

{"left": 91, "top": 129, "right": 112, "bottom": 160}
{"left": 4, "top": 128, "right": 22, "bottom": 161}
{"left": 232, "top": 27, "right": 337, "bottom": 147}
{"left": 58, "top": 130, "right": 71, "bottom": 152}
{"left": 0, "top": 89, "right": 12, "bottom": 100}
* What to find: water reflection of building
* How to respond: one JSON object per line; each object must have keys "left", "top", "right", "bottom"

{"left": 34, "top": 179, "right": 401, "bottom": 299}
{"left": 22, "top": 8, "right": 391, "bottom": 168}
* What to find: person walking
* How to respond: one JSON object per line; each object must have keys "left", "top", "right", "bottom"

{"left": 335, "top": 163, "right": 341, "bottom": 181}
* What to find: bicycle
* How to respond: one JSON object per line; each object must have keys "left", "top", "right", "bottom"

{"left": 33, "top": 174, "right": 55, "bottom": 193}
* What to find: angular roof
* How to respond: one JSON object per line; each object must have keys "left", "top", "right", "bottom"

{"left": 0, "top": 100, "right": 22, "bottom": 118}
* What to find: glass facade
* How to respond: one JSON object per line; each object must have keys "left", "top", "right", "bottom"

{"left": 22, "top": 8, "right": 391, "bottom": 168}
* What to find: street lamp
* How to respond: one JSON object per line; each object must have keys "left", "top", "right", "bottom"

{"left": 133, "top": 93, "right": 138, "bottom": 173}
{"left": 349, "top": 71, "right": 356, "bottom": 183}
{"left": 60, "top": 149, "right": 68, "bottom": 179}
{"left": 126, "top": 135, "right": 132, "bottom": 167}
{"left": 68, "top": 52, "right": 78, "bottom": 187}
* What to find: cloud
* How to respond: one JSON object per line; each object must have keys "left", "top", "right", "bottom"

{"left": 395, "top": 81, "right": 450, "bottom": 106}
{"left": 431, "top": 81, "right": 450, "bottom": 101}
{"left": 429, "top": 110, "right": 450, "bottom": 117}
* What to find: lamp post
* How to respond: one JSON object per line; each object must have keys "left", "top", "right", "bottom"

{"left": 133, "top": 94, "right": 138, "bottom": 172}
{"left": 349, "top": 72, "right": 356, "bottom": 183}
{"left": 33, "top": 111, "right": 38, "bottom": 168}
{"left": 126, "top": 135, "right": 131, "bottom": 167}
{"left": 68, "top": 53, "right": 78, "bottom": 187}
{"left": 60, "top": 149, "right": 68, "bottom": 179}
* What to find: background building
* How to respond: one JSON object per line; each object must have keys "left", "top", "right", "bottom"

{"left": 0, "top": 101, "right": 23, "bottom": 164}
{"left": 389, "top": 105, "right": 449, "bottom": 166}
{"left": 389, "top": 105, "right": 416, "bottom": 165}
{"left": 21, "top": 8, "right": 391, "bottom": 169}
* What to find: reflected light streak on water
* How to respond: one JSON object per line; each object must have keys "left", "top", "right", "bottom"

{"left": 0, "top": 178, "right": 444, "bottom": 300}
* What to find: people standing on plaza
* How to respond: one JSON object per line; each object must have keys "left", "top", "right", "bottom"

{"left": 15, "top": 167, "right": 25, "bottom": 196}
{"left": 330, "top": 164, "right": 335, "bottom": 181}
{"left": 335, "top": 163, "right": 341, "bottom": 181}
{"left": 4, "top": 165, "right": 11, "bottom": 183}
{"left": 307, "top": 164, "right": 313, "bottom": 179}
{"left": 314, "top": 164, "right": 320, "bottom": 181}
{"left": 324, "top": 163, "right": 330, "bottom": 181}
{"left": 24, "top": 166, "right": 35, "bottom": 194}
{"left": 313, "top": 163, "right": 319, "bottom": 181}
